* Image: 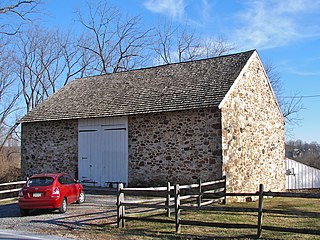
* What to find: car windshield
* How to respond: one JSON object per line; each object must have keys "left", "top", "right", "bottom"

{"left": 27, "top": 177, "right": 54, "bottom": 187}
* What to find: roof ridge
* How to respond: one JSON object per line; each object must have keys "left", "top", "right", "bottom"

{"left": 76, "top": 49, "right": 256, "bottom": 80}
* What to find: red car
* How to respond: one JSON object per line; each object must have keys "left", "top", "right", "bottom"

{"left": 18, "top": 173, "right": 85, "bottom": 216}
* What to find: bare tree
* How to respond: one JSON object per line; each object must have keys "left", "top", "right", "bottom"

{"left": 264, "top": 62, "right": 303, "bottom": 125}
{"left": 153, "top": 21, "right": 175, "bottom": 64}
{"left": 177, "top": 28, "right": 202, "bottom": 62}
{"left": 59, "top": 32, "right": 93, "bottom": 86}
{"left": 77, "top": 1, "right": 152, "bottom": 75}
{"left": 201, "top": 37, "right": 235, "bottom": 58}
{"left": 0, "top": 0, "right": 40, "bottom": 35}
{"left": 153, "top": 20, "right": 234, "bottom": 64}
{"left": 281, "top": 94, "right": 303, "bottom": 125}
{"left": 264, "top": 62, "right": 283, "bottom": 100}
{"left": 14, "top": 27, "right": 66, "bottom": 112}
{"left": 0, "top": 38, "right": 21, "bottom": 150}
{"left": 0, "top": 0, "right": 40, "bottom": 154}
{"left": 12, "top": 26, "right": 94, "bottom": 112}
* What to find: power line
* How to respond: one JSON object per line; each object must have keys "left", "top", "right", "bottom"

{"left": 282, "top": 94, "right": 320, "bottom": 99}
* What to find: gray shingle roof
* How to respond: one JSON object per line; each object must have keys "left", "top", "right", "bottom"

{"left": 20, "top": 50, "right": 255, "bottom": 123}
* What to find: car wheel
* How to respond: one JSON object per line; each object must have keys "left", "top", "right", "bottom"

{"left": 58, "top": 198, "right": 67, "bottom": 213}
{"left": 76, "top": 191, "right": 85, "bottom": 204}
{"left": 20, "top": 208, "right": 29, "bottom": 216}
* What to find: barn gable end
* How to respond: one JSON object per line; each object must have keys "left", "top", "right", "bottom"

{"left": 220, "top": 52, "right": 285, "bottom": 197}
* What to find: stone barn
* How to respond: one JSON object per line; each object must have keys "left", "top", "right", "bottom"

{"left": 20, "top": 50, "right": 286, "bottom": 194}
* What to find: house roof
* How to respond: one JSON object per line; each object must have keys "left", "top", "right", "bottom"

{"left": 20, "top": 50, "right": 255, "bottom": 123}
{"left": 286, "top": 158, "right": 320, "bottom": 171}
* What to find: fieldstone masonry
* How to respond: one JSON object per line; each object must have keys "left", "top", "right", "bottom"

{"left": 21, "top": 120, "right": 78, "bottom": 178}
{"left": 221, "top": 53, "right": 285, "bottom": 200}
{"left": 128, "top": 108, "right": 223, "bottom": 186}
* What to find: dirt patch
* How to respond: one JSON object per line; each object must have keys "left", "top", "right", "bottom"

{"left": 0, "top": 194, "right": 123, "bottom": 239}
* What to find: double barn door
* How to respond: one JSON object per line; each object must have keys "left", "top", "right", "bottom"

{"left": 78, "top": 117, "right": 128, "bottom": 187}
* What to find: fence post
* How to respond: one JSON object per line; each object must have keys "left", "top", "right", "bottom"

{"left": 222, "top": 175, "right": 227, "bottom": 204}
{"left": 174, "top": 184, "right": 181, "bottom": 233}
{"left": 167, "top": 181, "right": 171, "bottom": 217}
{"left": 257, "top": 184, "right": 264, "bottom": 238}
{"left": 197, "top": 179, "right": 202, "bottom": 208}
{"left": 117, "top": 183, "right": 125, "bottom": 228}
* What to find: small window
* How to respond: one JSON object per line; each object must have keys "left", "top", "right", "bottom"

{"left": 59, "top": 175, "right": 75, "bottom": 185}
{"left": 58, "top": 176, "right": 67, "bottom": 185}
{"left": 65, "top": 175, "right": 75, "bottom": 184}
{"left": 27, "top": 177, "right": 54, "bottom": 187}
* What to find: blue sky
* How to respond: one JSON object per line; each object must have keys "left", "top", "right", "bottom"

{"left": 41, "top": 0, "right": 320, "bottom": 143}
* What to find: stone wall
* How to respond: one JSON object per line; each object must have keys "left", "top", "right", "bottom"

{"left": 21, "top": 120, "right": 78, "bottom": 178}
{"left": 128, "top": 108, "right": 223, "bottom": 186}
{"left": 221, "top": 52, "right": 285, "bottom": 200}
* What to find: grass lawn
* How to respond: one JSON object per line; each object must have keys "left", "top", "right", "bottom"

{"left": 0, "top": 196, "right": 318, "bottom": 239}
{"left": 112, "top": 197, "right": 320, "bottom": 239}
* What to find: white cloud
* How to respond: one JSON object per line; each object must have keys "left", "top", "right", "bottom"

{"left": 231, "top": 0, "right": 320, "bottom": 50}
{"left": 287, "top": 69, "right": 320, "bottom": 76}
{"left": 275, "top": 0, "right": 320, "bottom": 14}
{"left": 200, "top": 0, "right": 211, "bottom": 21}
{"left": 144, "top": 0, "right": 185, "bottom": 19}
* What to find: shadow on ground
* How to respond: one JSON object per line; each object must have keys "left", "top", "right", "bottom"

{"left": 0, "top": 203, "right": 20, "bottom": 218}
{"left": 30, "top": 209, "right": 118, "bottom": 230}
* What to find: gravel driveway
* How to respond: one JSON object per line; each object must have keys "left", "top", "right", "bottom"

{"left": 0, "top": 194, "right": 119, "bottom": 239}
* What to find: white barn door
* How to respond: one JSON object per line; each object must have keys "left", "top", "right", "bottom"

{"left": 78, "top": 117, "right": 128, "bottom": 187}
{"left": 78, "top": 128, "right": 99, "bottom": 184}
{"left": 102, "top": 126, "right": 128, "bottom": 184}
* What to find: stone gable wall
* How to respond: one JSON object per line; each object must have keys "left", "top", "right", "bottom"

{"left": 128, "top": 108, "right": 223, "bottom": 186}
{"left": 221, "top": 53, "right": 285, "bottom": 199}
{"left": 21, "top": 120, "right": 78, "bottom": 178}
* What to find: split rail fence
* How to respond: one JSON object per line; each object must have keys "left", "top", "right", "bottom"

{"left": 0, "top": 181, "right": 26, "bottom": 202}
{"left": 117, "top": 177, "right": 320, "bottom": 238}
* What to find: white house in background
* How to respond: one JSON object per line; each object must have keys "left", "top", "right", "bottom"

{"left": 285, "top": 158, "right": 320, "bottom": 189}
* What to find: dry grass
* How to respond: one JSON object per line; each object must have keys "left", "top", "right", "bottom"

{"left": 0, "top": 146, "right": 21, "bottom": 183}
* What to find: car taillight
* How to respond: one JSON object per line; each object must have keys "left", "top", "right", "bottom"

{"left": 52, "top": 187, "right": 60, "bottom": 198}
{"left": 18, "top": 189, "right": 24, "bottom": 198}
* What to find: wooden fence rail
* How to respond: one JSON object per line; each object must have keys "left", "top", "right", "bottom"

{"left": 116, "top": 178, "right": 320, "bottom": 238}
{"left": 117, "top": 177, "right": 227, "bottom": 230}
{"left": 0, "top": 181, "right": 26, "bottom": 202}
